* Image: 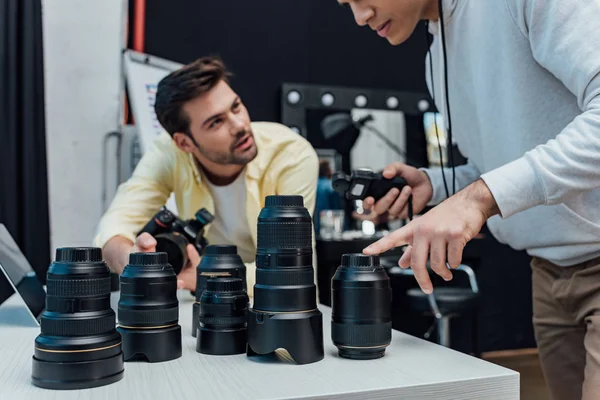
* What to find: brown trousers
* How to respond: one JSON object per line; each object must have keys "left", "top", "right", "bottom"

{"left": 532, "top": 256, "right": 600, "bottom": 400}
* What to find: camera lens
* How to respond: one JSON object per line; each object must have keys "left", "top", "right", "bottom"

{"left": 196, "top": 277, "right": 248, "bottom": 355}
{"left": 31, "top": 247, "right": 124, "bottom": 390}
{"left": 155, "top": 232, "right": 189, "bottom": 275}
{"left": 192, "top": 245, "right": 247, "bottom": 337}
{"left": 253, "top": 195, "right": 316, "bottom": 312}
{"left": 116, "top": 252, "right": 182, "bottom": 363}
{"left": 247, "top": 195, "right": 324, "bottom": 365}
{"left": 331, "top": 254, "right": 392, "bottom": 360}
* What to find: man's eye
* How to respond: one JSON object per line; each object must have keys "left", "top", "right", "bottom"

{"left": 233, "top": 102, "right": 241, "bottom": 111}
{"left": 210, "top": 118, "right": 223, "bottom": 128}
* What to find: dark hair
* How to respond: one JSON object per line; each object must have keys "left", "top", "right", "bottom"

{"left": 154, "top": 56, "right": 232, "bottom": 136}
{"left": 319, "top": 160, "right": 333, "bottom": 178}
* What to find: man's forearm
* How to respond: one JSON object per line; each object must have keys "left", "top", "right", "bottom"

{"left": 458, "top": 178, "right": 501, "bottom": 220}
{"left": 102, "top": 236, "right": 134, "bottom": 274}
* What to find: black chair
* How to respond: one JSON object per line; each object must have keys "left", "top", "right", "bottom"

{"left": 383, "top": 258, "right": 480, "bottom": 349}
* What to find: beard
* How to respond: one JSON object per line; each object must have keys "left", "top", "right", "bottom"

{"left": 195, "top": 127, "right": 258, "bottom": 165}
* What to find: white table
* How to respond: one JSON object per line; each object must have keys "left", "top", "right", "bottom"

{"left": 0, "top": 292, "right": 519, "bottom": 400}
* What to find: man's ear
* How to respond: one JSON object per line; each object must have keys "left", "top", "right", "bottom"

{"left": 173, "top": 132, "right": 195, "bottom": 153}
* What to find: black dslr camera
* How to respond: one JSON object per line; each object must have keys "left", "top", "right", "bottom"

{"left": 332, "top": 169, "right": 408, "bottom": 201}
{"left": 138, "top": 207, "right": 214, "bottom": 275}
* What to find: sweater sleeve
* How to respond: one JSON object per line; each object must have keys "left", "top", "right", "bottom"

{"left": 93, "top": 134, "right": 174, "bottom": 248}
{"left": 421, "top": 160, "right": 482, "bottom": 206}
{"left": 482, "top": 0, "right": 600, "bottom": 218}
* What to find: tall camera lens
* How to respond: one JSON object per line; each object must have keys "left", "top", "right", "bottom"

{"left": 117, "top": 252, "right": 182, "bottom": 363}
{"left": 331, "top": 254, "right": 392, "bottom": 360}
{"left": 31, "top": 248, "right": 124, "bottom": 390}
{"left": 196, "top": 277, "right": 248, "bottom": 355}
{"left": 253, "top": 195, "right": 315, "bottom": 311}
{"left": 192, "top": 245, "right": 247, "bottom": 337}
{"left": 247, "top": 195, "right": 324, "bottom": 365}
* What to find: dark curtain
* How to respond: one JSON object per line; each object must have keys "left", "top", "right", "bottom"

{"left": 0, "top": 0, "right": 50, "bottom": 304}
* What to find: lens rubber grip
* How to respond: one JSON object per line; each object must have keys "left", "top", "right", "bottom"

{"left": 257, "top": 223, "right": 312, "bottom": 249}
{"left": 41, "top": 314, "right": 117, "bottom": 336}
{"left": 331, "top": 321, "right": 392, "bottom": 347}
{"left": 46, "top": 277, "right": 111, "bottom": 297}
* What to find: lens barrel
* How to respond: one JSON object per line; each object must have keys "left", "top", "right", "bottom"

{"left": 247, "top": 195, "right": 324, "bottom": 365}
{"left": 31, "top": 247, "right": 124, "bottom": 390}
{"left": 331, "top": 254, "right": 392, "bottom": 360}
{"left": 117, "top": 252, "right": 182, "bottom": 363}
{"left": 192, "top": 245, "right": 247, "bottom": 337}
{"left": 196, "top": 277, "right": 248, "bottom": 355}
{"left": 253, "top": 195, "right": 316, "bottom": 312}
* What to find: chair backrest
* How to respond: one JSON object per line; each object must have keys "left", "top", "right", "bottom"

{"left": 381, "top": 257, "right": 479, "bottom": 293}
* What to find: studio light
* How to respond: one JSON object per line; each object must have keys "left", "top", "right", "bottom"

{"left": 386, "top": 96, "right": 399, "bottom": 109}
{"left": 287, "top": 90, "right": 301, "bottom": 105}
{"left": 321, "top": 93, "right": 335, "bottom": 107}
{"left": 354, "top": 95, "right": 368, "bottom": 108}
{"left": 418, "top": 99, "right": 431, "bottom": 112}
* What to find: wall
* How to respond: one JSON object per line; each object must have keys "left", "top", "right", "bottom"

{"left": 143, "top": 0, "right": 430, "bottom": 125}
{"left": 42, "top": 0, "right": 127, "bottom": 254}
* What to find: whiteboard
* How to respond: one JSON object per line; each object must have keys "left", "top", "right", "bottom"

{"left": 123, "top": 50, "right": 183, "bottom": 214}
{"left": 122, "top": 50, "right": 183, "bottom": 153}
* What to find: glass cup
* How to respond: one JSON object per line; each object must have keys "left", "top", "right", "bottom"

{"left": 320, "top": 210, "right": 345, "bottom": 239}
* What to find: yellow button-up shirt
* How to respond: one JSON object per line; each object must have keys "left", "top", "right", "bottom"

{"left": 94, "top": 122, "right": 319, "bottom": 296}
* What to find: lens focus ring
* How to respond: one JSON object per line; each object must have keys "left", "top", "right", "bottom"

{"left": 257, "top": 223, "right": 311, "bottom": 249}
{"left": 46, "top": 277, "right": 110, "bottom": 297}
{"left": 41, "top": 313, "right": 117, "bottom": 336}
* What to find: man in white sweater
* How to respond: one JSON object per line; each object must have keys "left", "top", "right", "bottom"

{"left": 339, "top": 0, "right": 600, "bottom": 399}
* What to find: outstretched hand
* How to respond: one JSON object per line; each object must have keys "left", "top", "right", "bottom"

{"left": 363, "top": 179, "right": 499, "bottom": 294}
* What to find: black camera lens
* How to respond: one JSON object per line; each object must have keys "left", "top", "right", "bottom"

{"left": 253, "top": 195, "right": 316, "bottom": 312}
{"left": 31, "top": 248, "right": 124, "bottom": 390}
{"left": 247, "top": 195, "right": 324, "bottom": 365}
{"left": 155, "top": 232, "right": 189, "bottom": 275}
{"left": 116, "top": 252, "right": 182, "bottom": 363}
{"left": 196, "top": 277, "right": 249, "bottom": 355}
{"left": 192, "top": 245, "right": 247, "bottom": 337}
{"left": 331, "top": 254, "right": 392, "bottom": 360}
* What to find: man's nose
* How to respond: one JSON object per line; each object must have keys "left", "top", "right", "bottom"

{"left": 351, "top": 3, "right": 374, "bottom": 27}
{"left": 230, "top": 114, "right": 246, "bottom": 134}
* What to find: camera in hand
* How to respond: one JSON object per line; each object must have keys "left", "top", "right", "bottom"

{"left": 332, "top": 169, "right": 408, "bottom": 201}
{"left": 138, "top": 206, "right": 214, "bottom": 275}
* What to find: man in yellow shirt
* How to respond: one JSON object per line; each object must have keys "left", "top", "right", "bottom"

{"left": 94, "top": 56, "right": 319, "bottom": 296}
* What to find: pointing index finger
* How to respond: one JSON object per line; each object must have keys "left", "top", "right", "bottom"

{"left": 363, "top": 225, "right": 413, "bottom": 255}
